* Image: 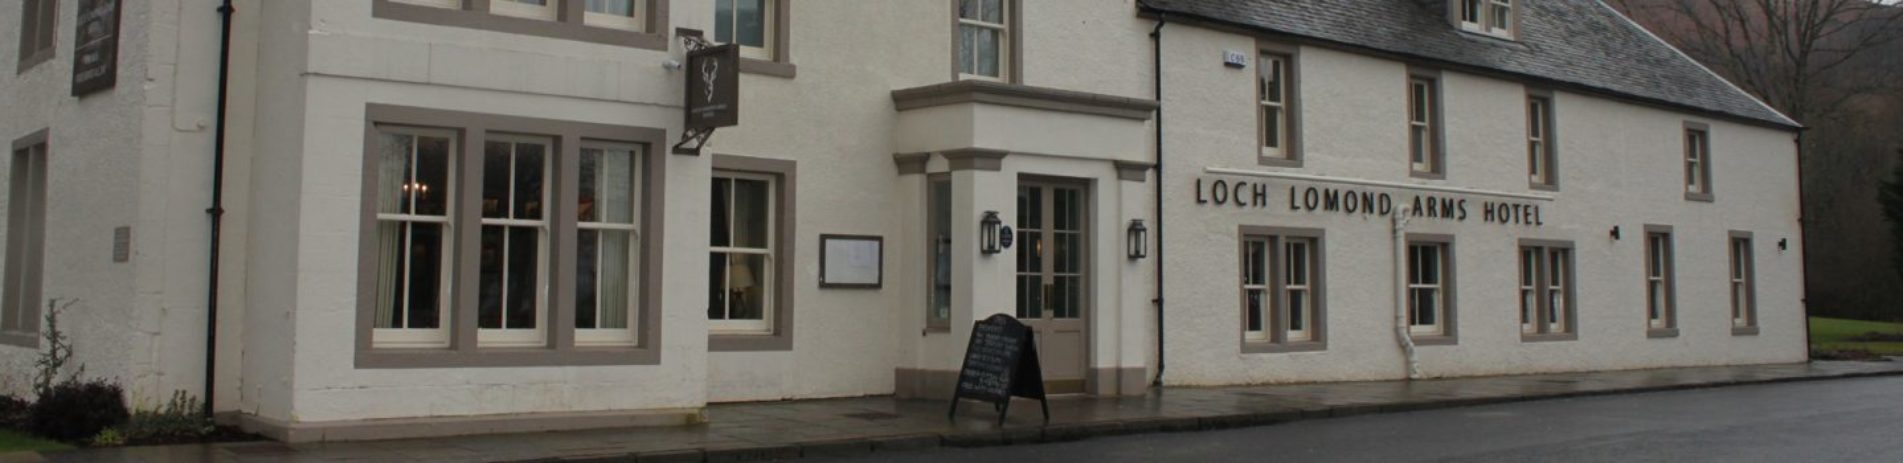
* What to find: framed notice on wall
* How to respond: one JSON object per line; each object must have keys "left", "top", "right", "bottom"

{"left": 820, "top": 235, "right": 882, "bottom": 289}
{"left": 71, "top": 0, "right": 122, "bottom": 97}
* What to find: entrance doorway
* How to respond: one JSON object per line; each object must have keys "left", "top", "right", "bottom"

{"left": 1015, "top": 179, "right": 1089, "bottom": 394}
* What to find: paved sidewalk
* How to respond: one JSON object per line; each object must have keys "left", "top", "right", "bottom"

{"left": 35, "top": 361, "right": 1903, "bottom": 463}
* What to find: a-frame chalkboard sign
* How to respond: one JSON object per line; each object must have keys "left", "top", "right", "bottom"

{"left": 948, "top": 314, "right": 1049, "bottom": 426}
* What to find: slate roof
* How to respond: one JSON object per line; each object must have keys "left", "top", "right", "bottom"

{"left": 1139, "top": 0, "right": 1801, "bottom": 129}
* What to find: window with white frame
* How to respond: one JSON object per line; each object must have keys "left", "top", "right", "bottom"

{"left": 575, "top": 144, "right": 642, "bottom": 346}
{"left": 1528, "top": 95, "right": 1556, "bottom": 187}
{"left": 1407, "top": 241, "right": 1451, "bottom": 337}
{"left": 490, "top": 0, "right": 560, "bottom": 21}
{"left": 1685, "top": 126, "right": 1713, "bottom": 199}
{"left": 1645, "top": 229, "right": 1677, "bottom": 332}
{"left": 372, "top": 128, "right": 456, "bottom": 348}
{"left": 1730, "top": 234, "right": 1756, "bottom": 330}
{"left": 477, "top": 137, "right": 552, "bottom": 347}
{"left": 957, "top": 0, "right": 1010, "bottom": 80}
{"left": 584, "top": 0, "right": 645, "bottom": 30}
{"left": 1519, "top": 244, "right": 1574, "bottom": 338}
{"left": 16, "top": 0, "right": 58, "bottom": 71}
{"left": 709, "top": 171, "right": 776, "bottom": 334}
{"left": 1260, "top": 53, "right": 1293, "bottom": 160}
{"left": 2, "top": 136, "right": 49, "bottom": 347}
{"left": 715, "top": 0, "right": 775, "bottom": 60}
{"left": 1408, "top": 76, "right": 1443, "bottom": 176}
{"left": 1457, "top": 0, "right": 1515, "bottom": 38}
{"left": 1241, "top": 233, "right": 1323, "bottom": 347}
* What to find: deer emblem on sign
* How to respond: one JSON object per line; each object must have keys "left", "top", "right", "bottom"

{"left": 702, "top": 58, "right": 721, "bottom": 103}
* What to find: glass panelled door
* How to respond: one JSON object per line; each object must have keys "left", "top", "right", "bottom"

{"left": 1016, "top": 180, "right": 1089, "bottom": 394}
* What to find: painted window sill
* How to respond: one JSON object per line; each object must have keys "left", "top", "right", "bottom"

{"left": 1242, "top": 340, "right": 1327, "bottom": 354}
{"left": 1647, "top": 327, "right": 1681, "bottom": 338}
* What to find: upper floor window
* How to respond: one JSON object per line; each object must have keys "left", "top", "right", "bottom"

{"left": 373, "top": 0, "right": 669, "bottom": 50}
{"left": 2, "top": 131, "right": 49, "bottom": 348}
{"left": 1408, "top": 74, "right": 1445, "bottom": 178}
{"left": 492, "top": 0, "right": 559, "bottom": 21}
{"left": 17, "top": 0, "right": 57, "bottom": 72}
{"left": 715, "top": 0, "right": 776, "bottom": 60}
{"left": 957, "top": 0, "right": 1012, "bottom": 81}
{"left": 1527, "top": 94, "right": 1557, "bottom": 188}
{"left": 1684, "top": 123, "right": 1714, "bottom": 201}
{"left": 1259, "top": 52, "right": 1299, "bottom": 164}
{"left": 584, "top": 0, "right": 645, "bottom": 31}
{"left": 1457, "top": 0, "right": 1515, "bottom": 39}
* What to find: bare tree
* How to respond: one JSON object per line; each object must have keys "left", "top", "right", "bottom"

{"left": 1612, "top": 0, "right": 1903, "bottom": 320}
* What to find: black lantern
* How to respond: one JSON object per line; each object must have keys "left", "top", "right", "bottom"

{"left": 1127, "top": 220, "right": 1149, "bottom": 260}
{"left": 1609, "top": 225, "right": 1622, "bottom": 241}
{"left": 980, "top": 211, "right": 1003, "bottom": 255}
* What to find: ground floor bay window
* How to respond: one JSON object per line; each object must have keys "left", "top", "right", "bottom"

{"left": 356, "top": 105, "right": 662, "bottom": 367}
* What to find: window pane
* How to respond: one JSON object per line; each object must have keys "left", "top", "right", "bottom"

{"left": 715, "top": 0, "right": 734, "bottom": 43}
{"left": 1286, "top": 240, "right": 1308, "bottom": 285}
{"left": 1245, "top": 290, "right": 1265, "bottom": 333}
{"left": 725, "top": 253, "right": 767, "bottom": 321}
{"left": 1265, "top": 109, "right": 1282, "bottom": 150}
{"left": 577, "top": 228, "right": 634, "bottom": 330}
{"left": 586, "top": 0, "right": 636, "bottom": 16}
{"left": 1411, "top": 82, "right": 1429, "bottom": 123}
{"left": 975, "top": 27, "right": 1001, "bottom": 77}
{"left": 711, "top": 178, "right": 732, "bottom": 248}
{"left": 580, "top": 148, "right": 637, "bottom": 225}
{"left": 513, "top": 143, "right": 546, "bottom": 220}
{"left": 1411, "top": 288, "right": 1437, "bottom": 326}
{"left": 1411, "top": 127, "right": 1427, "bottom": 165}
{"left": 737, "top": 0, "right": 766, "bottom": 47}
{"left": 376, "top": 133, "right": 415, "bottom": 215}
{"left": 708, "top": 252, "right": 729, "bottom": 319}
{"left": 958, "top": 0, "right": 979, "bottom": 20}
{"left": 959, "top": 26, "right": 978, "bottom": 75}
{"left": 930, "top": 179, "right": 953, "bottom": 322}
{"left": 1017, "top": 186, "right": 1042, "bottom": 229}
{"left": 1244, "top": 240, "right": 1266, "bottom": 286}
{"left": 478, "top": 225, "right": 541, "bottom": 330}
{"left": 376, "top": 222, "right": 445, "bottom": 330}
{"left": 731, "top": 178, "right": 770, "bottom": 249}
{"left": 1016, "top": 275, "right": 1042, "bottom": 319}
{"left": 1288, "top": 290, "right": 1307, "bottom": 331}
{"left": 414, "top": 137, "right": 450, "bottom": 216}
{"left": 981, "top": 0, "right": 1004, "bottom": 23}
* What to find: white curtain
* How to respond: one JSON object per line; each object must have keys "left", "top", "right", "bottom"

{"left": 373, "top": 133, "right": 410, "bottom": 328}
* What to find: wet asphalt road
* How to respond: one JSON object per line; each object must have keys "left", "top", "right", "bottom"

{"left": 817, "top": 375, "right": 1903, "bottom": 463}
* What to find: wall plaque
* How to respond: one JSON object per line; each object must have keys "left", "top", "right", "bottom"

{"left": 72, "top": 0, "right": 122, "bottom": 97}
{"left": 819, "top": 235, "right": 883, "bottom": 289}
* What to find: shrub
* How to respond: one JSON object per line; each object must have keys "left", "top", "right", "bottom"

{"left": 29, "top": 379, "right": 128, "bottom": 442}
{"left": 88, "top": 428, "right": 125, "bottom": 447}
{"left": 122, "top": 391, "right": 214, "bottom": 443}
{"left": 0, "top": 394, "right": 27, "bottom": 430}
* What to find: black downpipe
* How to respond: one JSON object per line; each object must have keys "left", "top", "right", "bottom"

{"left": 1149, "top": 13, "right": 1167, "bottom": 387}
{"left": 204, "top": 0, "right": 235, "bottom": 417}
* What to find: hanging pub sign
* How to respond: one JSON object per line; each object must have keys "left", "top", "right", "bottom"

{"left": 948, "top": 314, "right": 1049, "bottom": 426}
{"left": 71, "top": 0, "right": 122, "bottom": 97}
{"left": 685, "top": 44, "right": 740, "bottom": 130}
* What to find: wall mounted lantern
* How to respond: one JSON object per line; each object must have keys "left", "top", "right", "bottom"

{"left": 1127, "top": 220, "right": 1149, "bottom": 260}
{"left": 1609, "top": 226, "right": 1622, "bottom": 241}
{"left": 1779, "top": 238, "right": 1788, "bottom": 251}
{"left": 980, "top": 211, "right": 1003, "bottom": 255}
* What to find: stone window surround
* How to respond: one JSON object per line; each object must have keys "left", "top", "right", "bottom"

{"left": 950, "top": 0, "right": 1023, "bottom": 84}
{"left": 1644, "top": 224, "right": 1680, "bottom": 338}
{"left": 0, "top": 129, "right": 49, "bottom": 348}
{"left": 1257, "top": 40, "right": 1303, "bottom": 168}
{"left": 708, "top": 154, "right": 796, "bottom": 352}
{"left": 1683, "top": 121, "right": 1715, "bottom": 202}
{"left": 1406, "top": 233, "right": 1458, "bottom": 346}
{"left": 1526, "top": 88, "right": 1559, "bottom": 191}
{"left": 371, "top": 0, "right": 671, "bottom": 51}
{"left": 1518, "top": 239, "right": 1577, "bottom": 342}
{"left": 1407, "top": 68, "right": 1448, "bottom": 180}
{"left": 354, "top": 104, "right": 668, "bottom": 369}
{"left": 1238, "top": 226, "right": 1327, "bottom": 354}
{"left": 16, "top": 0, "right": 57, "bottom": 73}
{"left": 1729, "top": 230, "right": 1760, "bottom": 336}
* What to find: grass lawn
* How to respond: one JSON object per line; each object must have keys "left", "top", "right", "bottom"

{"left": 0, "top": 430, "right": 70, "bottom": 453}
{"left": 1811, "top": 317, "right": 1903, "bottom": 355}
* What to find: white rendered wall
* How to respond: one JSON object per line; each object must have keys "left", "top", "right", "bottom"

{"left": 1159, "top": 29, "right": 1806, "bottom": 386}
